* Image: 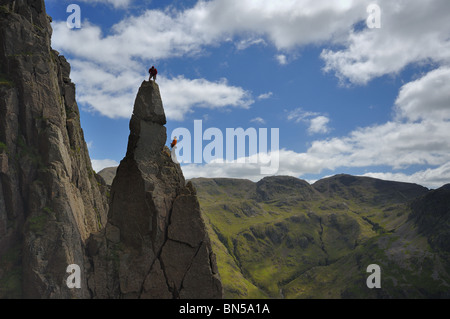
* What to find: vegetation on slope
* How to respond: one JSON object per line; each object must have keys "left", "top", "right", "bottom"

{"left": 192, "top": 175, "right": 450, "bottom": 299}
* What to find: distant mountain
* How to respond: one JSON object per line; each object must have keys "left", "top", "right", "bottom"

{"left": 191, "top": 175, "right": 450, "bottom": 299}
{"left": 97, "top": 166, "right": 118, "bottom": 186}
{"left": 313, "top": 174, "right": 428, "bottom": 205}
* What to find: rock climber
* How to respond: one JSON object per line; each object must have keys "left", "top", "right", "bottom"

{"left": 149, "top": 66, "right": 158, "bottom": 81}
{"left": 171, "top": 136, "right": 178, "bottom": 149}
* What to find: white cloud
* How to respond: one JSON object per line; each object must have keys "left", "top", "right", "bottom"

{"left": 308, "top": 116, "right": 330, "bottom": 134}
{"left": 394, "top": 66, "right": 450, "bottom": 122}
{"left": 287, "top": 108, "right": 318, "bottom": 123}
{"left": 68, "top": 60, "right": 142, "bottom": 118}
{"left": 183, "top": 68, "right": 450, "bottom": 187}
{"left": 159, "top": 76, "right": 254, "bottom": 121}
{"left": 60, "top": 58, "right": 253, "bottom": 119}
{"left": 363, "top": 162, "right": 450, "bottom": 190}
{"left": 236, "top": 38, "right": 266, "bottom": 50}
{"left": 182, "top": 118, "right": 450, "bottom": 186}
{"left": 321, "top": 0, "right": 450, "bottom": 85}
{"left": 77, "top": 0, "right": 132, "bottom": 9}
{"left": 51, "top": 0, "right": 450, "bottom": 123}
{"left": 276, "top": 54, "right": 288, "bottom": 65}
{"left": 53, "top": 0, "right": 450, "bottom": 87}
{"left": 287, "top": 108, "right": 330, "bottom": 134}
{"left": 306, "top": 119, "right": 450, "bottom": 170}
{"left": 52, "top": 0, "right": 371, "bottom": 69}
{"left": 257, "top": 92, "right": 273, "bottom": 100}
{"left": 180, "top": 0, "right": 368, "bottom": 51}
{"left": 182, "top": 149, "right": 450, "bottom": 189}
{"left": 250, "top": 117, "right": 266, "bottom": 125}
{"left": 181, "top": 149, "right": 321, "bottom": 182}
{"left": 91, "top": 159, "right": 120, "bottom": 172}
{"left": 49, "top": 0, "right": 450, "bottom": 187}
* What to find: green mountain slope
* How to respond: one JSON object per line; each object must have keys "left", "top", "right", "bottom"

{"left": 191, "top": 175, "right": 450, "bottom": 299}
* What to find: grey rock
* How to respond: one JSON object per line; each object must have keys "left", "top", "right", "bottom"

{"left": 0, "top": 1, "right": 221, "bottom": 299}
{"left": 0, "top": 1, "right": 108, "bottom": 298}
{"left": 87, "top": 81, "right": 222, "bottom": 299}
{"left": 132, "top": 81, "right": 166, "bottom": 125}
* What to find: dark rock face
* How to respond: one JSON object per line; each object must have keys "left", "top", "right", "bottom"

{"left": 410, "top": 186, "right": 450, "bottom": 253}
{"left": 1, "top": 1, "right": 220, "bottom": 299}
{"left": 132, "top": 81, "right": 166, "bottom": 125}
{"left": 0, "top": 0, "right": 108, "bottom": 298}
{"left": 86, "top": 81, "right": 222, "bottom": 299}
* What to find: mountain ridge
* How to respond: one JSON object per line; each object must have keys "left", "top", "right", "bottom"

{"left": 190, "top": 175, "right": 449, "bottom": 298}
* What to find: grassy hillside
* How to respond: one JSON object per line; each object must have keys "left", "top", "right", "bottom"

{"left": 191, "top": 175, "right": 450, "bottom": 299}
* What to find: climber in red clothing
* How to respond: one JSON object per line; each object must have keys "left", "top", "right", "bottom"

{"left": 149, "top": 66, "right": 158, "bottom": 81}
{"left": 171, "top": 136, "right": 178, "bottom": 149}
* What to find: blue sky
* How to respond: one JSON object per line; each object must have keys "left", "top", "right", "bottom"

{"left": 45, "top": 0, "right": 450, "bottom": 188}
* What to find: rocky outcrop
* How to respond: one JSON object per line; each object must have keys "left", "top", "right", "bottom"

{"left": 0, "top": 0, "right": 108, "bottom": 298}
{"left": 410, "top": 185, "right": 450, "bottom": 253}
{"left": 0, "top": 1, "right": 221, "bottom": 299}
{"left": 86, "top": 81, "right": 222, "bottom": 299}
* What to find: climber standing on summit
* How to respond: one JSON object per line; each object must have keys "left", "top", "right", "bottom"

{"left": 149, "top": 66, "right": 158, "bottom": 82}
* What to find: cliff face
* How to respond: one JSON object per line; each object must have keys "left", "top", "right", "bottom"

{"left": 86, "top": 81, "right": 222, "bottom": 299}
{"left": 0, "top": 0, "right": 108, "bottom": 298}
{"left": 0, "top": 1, "right": 222, "bottom": 299}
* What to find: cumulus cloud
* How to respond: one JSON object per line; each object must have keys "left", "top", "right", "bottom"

{"left": 308, "top": 116, "right": 330, "bottom": 134}
{"left": 50, "top": 0, "right": 450, "bottom": 186}
{"left": 182, "top": 118, "right": 450, "bottom": 187}
{"left": 51, "top": 0, "right": 450, "bottom": 120}
{"left": 182, "top": 69, "right": 450, "bottom": 187}
{"left": 159, "top": 76, "right": 254, "bottom": 121}
{"left": 394, "top": 66, "right": 450, "bottom": 122}
{"left": 250, "top": 117, "right": 266, "bottom": 125}
{"left": 287, "top": 108, "right": 330, "bottom": 135}
{"left": 306, "top": 120, "right": 450, "bottom": 170}
{"left": 276, "top": 54, "right": 288, "bottom": 65}
{"left": 53, "top": 0, "right": 450, "bottom": 86}
{"left": 181, "top": 149, "right": 318, "bottom": 182}
{"left": 236, "top": 38, "right": 266, "bottom": 50}
{"left": 287, "top": 108, "right": 318, "bottom": 123}
{"left": 257, "top": 92, "right": 273, "bottom": 100}
{"left": 363, "top": 162, "right": 450, "bottom": 190}
{"left": 71, "top": 66, "right": 253, "bottom": 120}
{"left": 322, "top": 0, "right": 450, "bottom": 85}
{"left": 68, "top": 60, "right": 142, "bottom": 118}
{"left": 77, "top": 0, "right": 132, "bottom": 9}
{"left": 52, "top": 0, "right": 371, "bottom": 72}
